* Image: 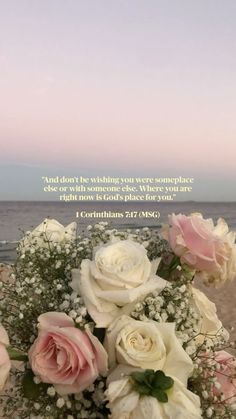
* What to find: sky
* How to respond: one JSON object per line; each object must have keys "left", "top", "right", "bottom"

{"left": 0, "top": 0, "right": 236, "bottom": 200}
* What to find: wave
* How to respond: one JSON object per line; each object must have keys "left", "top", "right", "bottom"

{"left": 0, "top": 240, "right": 19, "bottom": 245}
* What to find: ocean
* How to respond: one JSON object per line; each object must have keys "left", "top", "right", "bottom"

{"left": 0, "top": 201, "right": 235, "bottom": 263}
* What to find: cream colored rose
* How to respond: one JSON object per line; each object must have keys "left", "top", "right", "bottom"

{"left": 106, "top": 376, "right": 202, "bottom": 419}
{"left": 72, "top": 240, "right": 166, "bottom": 327}
{"left": 210, "top": 219, "right": 236, "bottom": 285}
{"left": 21, "top": 218, "right": 77, "bottom": 250}
{"left": 105, "top": 315, "right": 193, "bottom": 386}
{"left": 191, "top": 287, "right": 229, "bottom": 345}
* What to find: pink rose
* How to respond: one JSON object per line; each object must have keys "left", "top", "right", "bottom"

{"left": 0, "top": 324, "right": 11, "bottom": 391}
{"left": 214, "top": 351, "right": 236, "bottom": 404}
{"left": 29, "top": 312, "right": 108, "bottom": 395}
{"left": 162, "top": 213, "right": 236, "bottom": 285}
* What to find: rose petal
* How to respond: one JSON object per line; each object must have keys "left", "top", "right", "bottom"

{"left": 0, "top": 324, "right": 9, "bottom": 346}
{"left": 38, "top": 312, "right": 74, "bottom": 329}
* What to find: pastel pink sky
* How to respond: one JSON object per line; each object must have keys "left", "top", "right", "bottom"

{"left": 0, "top": 1, "right": 236, "bottom": 183}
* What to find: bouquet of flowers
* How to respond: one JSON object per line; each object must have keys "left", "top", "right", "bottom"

{"left": 1, "top": 213, "right": 236, "bottom": 419}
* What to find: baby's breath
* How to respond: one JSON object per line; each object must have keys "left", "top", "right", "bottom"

{"left": 1, "top": 221, "right": 235, "bottom": 419}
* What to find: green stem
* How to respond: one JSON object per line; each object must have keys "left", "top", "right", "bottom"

{"left": 7, "top": 347, "right": 28, "bottom": 361}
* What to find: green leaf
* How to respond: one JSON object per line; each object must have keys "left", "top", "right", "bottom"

{"left": 151, "top": 388, "right": 168, "bottom": 403}
{"left": 132, "top": 370, "right": 156, "bottom": 388}
{"left": 160, "top": 376, "right": 174, "bottom": 390}
{"left": 22, "top": 369, "right": 47, "bottom": 400}
{"left": 169, "top": 256, "right": 180, "bottom": 270}
{"left": 131, "top": 371, "right": 146, "bottom": 384}
{"left": 7, "top": 347, "right": 28, "bottom": 362}
{"left": 157, "top": 255, "right": 181, "bottom": 279}
{"left": 153, "top": 371, "right": 174, "bottom": 390}
{"left": 144, "top": 369, "right": 156, "bottom": 376}
{"left": 143, "top": 370, "right": 156, "bottom": 388}
{"left": 131, "top": 369, "right": 174, "bottom": 402}
{"left": 133, "top": 383, "right": 151, "bottom": 396}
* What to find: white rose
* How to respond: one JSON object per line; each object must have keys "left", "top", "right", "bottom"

{"left": 105, "top": 315, "right": 193, "bottom": 386}
{"left": 210, "top": 218, "right": 236, "bottom": 285}
{"left": 191, "top": 287, "right": 229, "bottom": 345}
{"left": 21, "top": 218, "right": 77, "bottom": 250}
{"left": 214, "top": 220, "right": 236, "bottom": 284}
{"left": 72, "top": 240, "right": 166, "bottom": 327}
{"left": 106, "top": 376, "right": 202, "bottom": 419}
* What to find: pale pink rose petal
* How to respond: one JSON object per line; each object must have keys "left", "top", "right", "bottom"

{"left": 86, "top": 328, "right": 108, "bottom": 375}
{"left": 163, "top": 213, "right": 236, "bottom": 285}
{"left": 179, "top": 216, "right": 216, "bottom": 257}
{"left": 38, "top": 312, "right": 74, "bottom": 329}
{"left": 29, "top": 312, "right": 108, "bottom": 395}
{"left": 0, "top": 345, "right": 11, "bottom": 390}
{"left": 58, "top": 328, "right": 96, "bottom": 364}
{"left": 214, "top": 350, "right": 236, "bottom": 403}
{"left": 0, "top": 324, "right": 10, "bottom": 346}
{"left": 55, "top": 365, "right": 98, "bottom": 395}
{"left": 0, "top": 325, "right": 11, "bottom": 391}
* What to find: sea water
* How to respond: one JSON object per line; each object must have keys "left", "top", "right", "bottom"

{"left": 0, "top": 201, "right": 235, "bottom": 263}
